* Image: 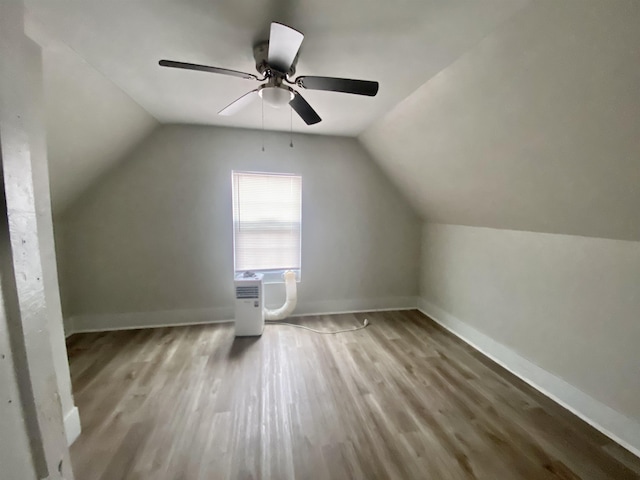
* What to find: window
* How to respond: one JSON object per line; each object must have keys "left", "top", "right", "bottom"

{"left": 232, "top": 171, "right": 302, "bottom": 281}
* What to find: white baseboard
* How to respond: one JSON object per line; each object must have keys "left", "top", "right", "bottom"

{"left": 286, "top": 296, "right": 418, "bottom": 317}
{"left": 65, "top": 296, "right": 418, "bottom": 336}
{"left": 68, "top": 305, "right": 234, "bottom": 335}
{"left": 417, "top": 297, "right": 640, "bottom": 459}
{"left": 64, "top": 406, "right": 81, "bottom": 445}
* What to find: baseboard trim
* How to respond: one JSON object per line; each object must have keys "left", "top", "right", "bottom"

{"left": 68, "top": 306, "right": 234, "bottom": 335}
{"left": 64, "top": 406, "right": 81, "bottom": 445}
{"left": 284, "top": 296, "right": 418, "bottom": 317}
{"left": 65, "top": 297, "right": 418, "bottom": 336}
{"left": 417, "top": 297, "right": 640, "bottom": 459}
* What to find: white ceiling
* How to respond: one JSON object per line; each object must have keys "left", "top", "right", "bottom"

{"left": 361, "top": 0, "right": 640, "bottom": 241}
{"left": 29, "top": 0, "right": 640, "bottom": 242}
{"left": 25, "top": 0, "right": 528, "bottom": 136}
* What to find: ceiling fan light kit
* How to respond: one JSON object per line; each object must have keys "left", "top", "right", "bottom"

{"left": 159, "top": 22, "right": 379, "bottom": 126}
{"left": 258, "top": 84, "right": 294, "bottom": 108}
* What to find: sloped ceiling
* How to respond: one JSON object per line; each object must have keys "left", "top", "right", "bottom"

{"left": 25, "top": 0, "right": 527, "bottom": 136}
{"left": 26, "top": 22, "right": 158, "bottom": 214}
{"left": 25, "top": 0, "right": 640, "bottom": 239}
{"left": 361, "top": 0, "right": 640, "bottom": 241}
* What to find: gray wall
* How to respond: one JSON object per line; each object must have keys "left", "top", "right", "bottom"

{"left": 58, "top": 125, "right": 420, "bottom": 325}
{"left": 420, "top": 223, "right": 640, "bottom": 426}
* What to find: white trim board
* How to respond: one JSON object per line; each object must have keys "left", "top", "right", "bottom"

{"left": 417, "top": 297, "right": 640, "bottom": 459}
{"left": 65, "top": 296, "right": 418, "bottom": 335}
{"left": 68, "top": 306, "right": 235, "bottom": 335}
{"left": 64, "top": 406, "right": 81, "bottom": 445}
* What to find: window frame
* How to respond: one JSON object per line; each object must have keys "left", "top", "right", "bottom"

{"left": 231, "top": 170, "right": 302, "bottom": 284}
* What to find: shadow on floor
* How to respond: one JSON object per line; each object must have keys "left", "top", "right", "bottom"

{"left": 227, "top": 335, "right": 261, "bottom": 360}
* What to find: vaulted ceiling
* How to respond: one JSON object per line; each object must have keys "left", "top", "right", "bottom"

{"left": 25, "top": 0, "right": 527, "bottom": 136}
{"left": 26, "top": 21, "right": 157, "bottom": 214}
{"left": 360, "top": 0, "right": 640, "bottom": 241}
{"left": 25, "top": 0, "right": 640, "bottom": 241}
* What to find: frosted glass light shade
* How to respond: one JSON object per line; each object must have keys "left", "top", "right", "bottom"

{"left": 259, "top": 86, "right": 294, "bottom": 108}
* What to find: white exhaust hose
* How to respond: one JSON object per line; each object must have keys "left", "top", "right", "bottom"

{"left": 264, "top": 270, "right": 298, "bottom": 320}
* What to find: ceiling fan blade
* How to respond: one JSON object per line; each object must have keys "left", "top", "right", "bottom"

{"left": 296, "top": 76, "right": 379, "bottom": 96}
{"left": 268, "top": 23, "right": 304, "bottom": 73}
{"left": 218, "top": 89, "right": 260, "bottom": 116}
{"left": 289, "top": 91, "right": 321, "bottom": 125}
{"left": 159, "top": 60, "right": 259, "bottom": 81}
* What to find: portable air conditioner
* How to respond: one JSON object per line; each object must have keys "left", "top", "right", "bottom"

{"left": 234, "top": 272, "right": 264, "bottom": 336}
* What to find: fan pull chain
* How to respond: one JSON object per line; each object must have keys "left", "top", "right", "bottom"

{"left": 290, "top": 106, "right": 294, "bottom": 148}
{"left": 261, "top": 96, "right": 265, "bottom": 152}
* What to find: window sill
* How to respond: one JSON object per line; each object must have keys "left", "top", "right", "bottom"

{"left": 236, "top": 269, "right": 301, "bottom": 284}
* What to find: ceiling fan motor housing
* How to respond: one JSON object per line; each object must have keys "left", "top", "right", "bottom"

{"left": 253, "top": 41, "right": 297, "bottom": 77}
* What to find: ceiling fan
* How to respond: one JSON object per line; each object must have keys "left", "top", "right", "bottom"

{"left": 159, "top": 22, "right": 379, "bottom": 126}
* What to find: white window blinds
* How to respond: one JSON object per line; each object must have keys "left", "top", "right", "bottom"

{"left": 232, "top": 171, "right": 302, "bottom": 273}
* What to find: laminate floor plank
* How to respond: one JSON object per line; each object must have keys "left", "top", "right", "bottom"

{"left": 67, "top": 311, "right": 640, "bottom": 479}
